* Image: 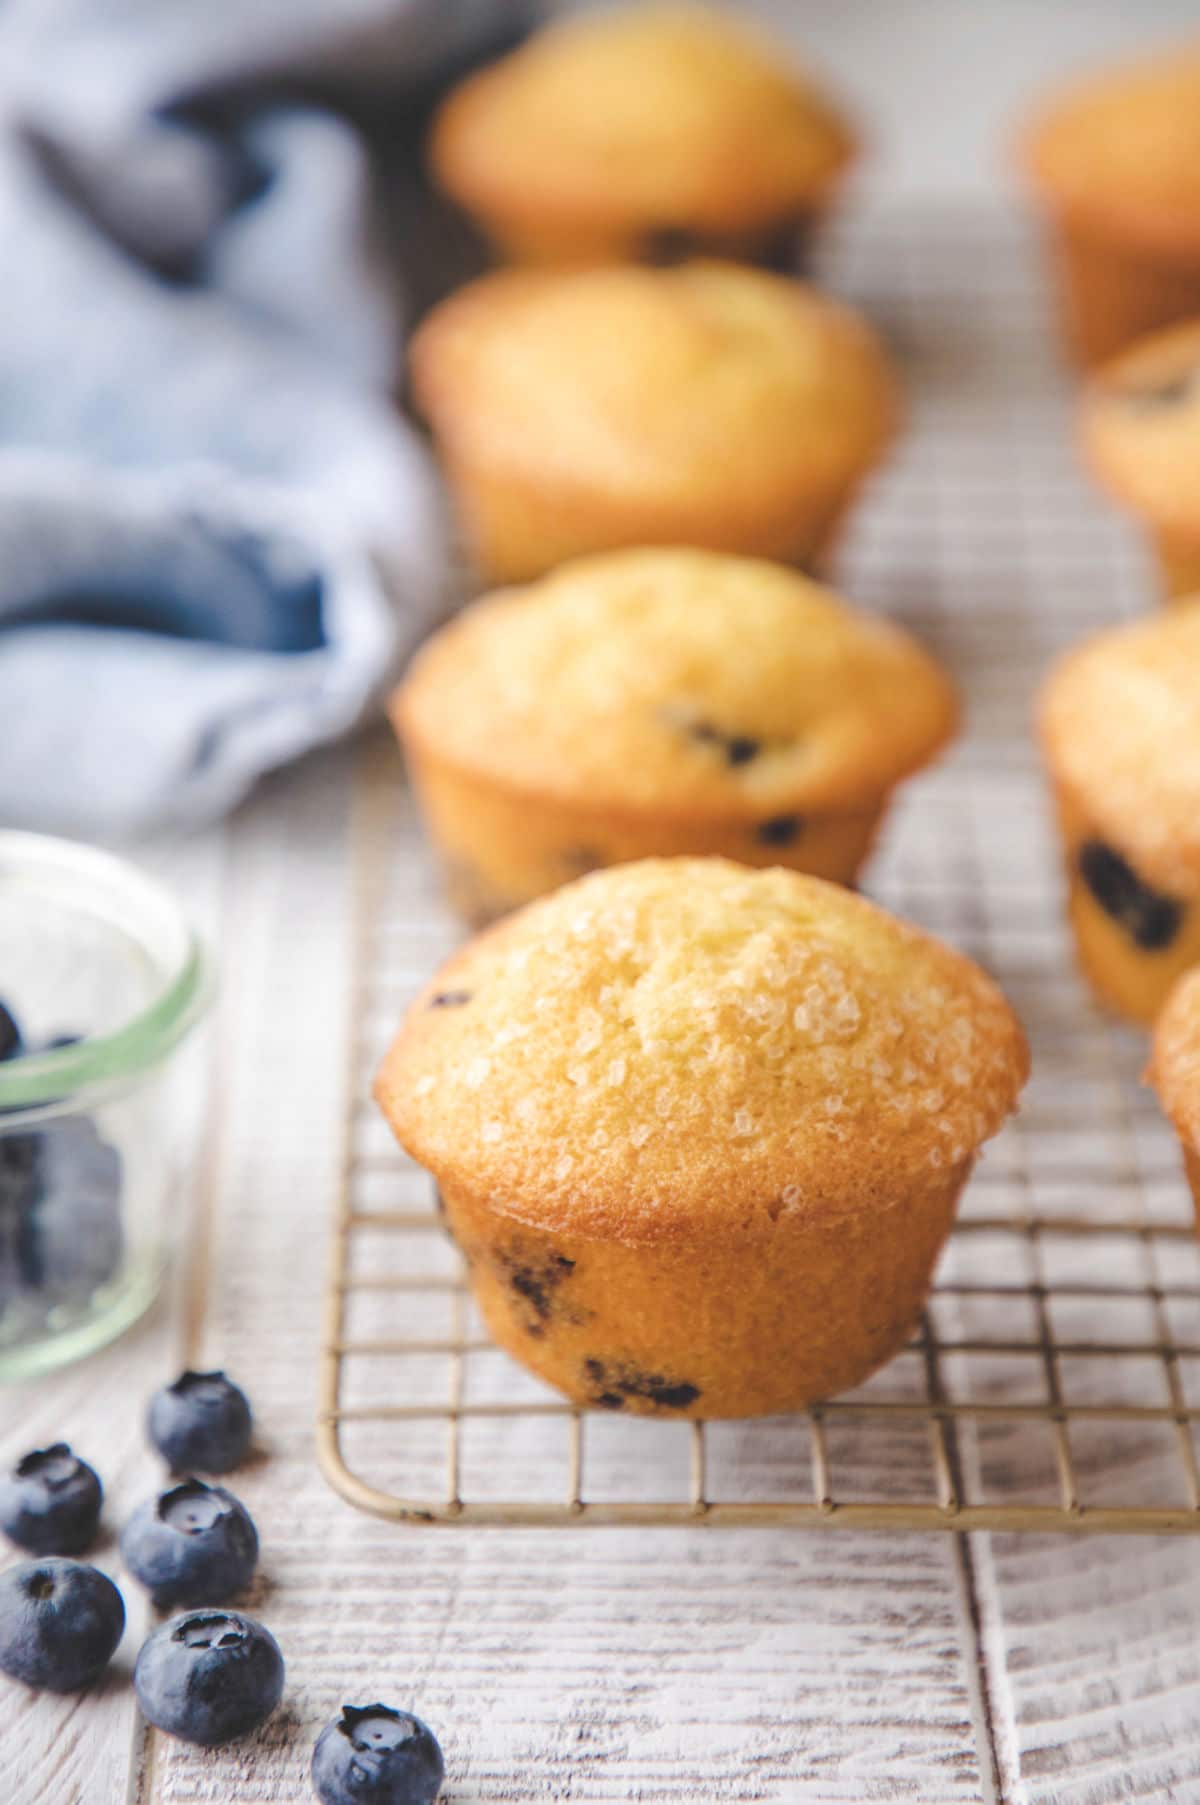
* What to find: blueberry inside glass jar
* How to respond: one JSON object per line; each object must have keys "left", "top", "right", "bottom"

{"left": 0, "top": 832, "right": 211, "bottom": 1379}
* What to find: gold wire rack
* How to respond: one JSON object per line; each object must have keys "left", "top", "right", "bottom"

{"left": 317, "top": 206, "right": 1200, "bottom": 1534}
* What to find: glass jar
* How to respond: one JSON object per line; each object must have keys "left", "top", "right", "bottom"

{"left": 0, "top": 832, "right": 212, "bottom": 1380}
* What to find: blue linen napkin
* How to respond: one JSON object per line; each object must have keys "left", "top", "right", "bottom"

{"left": 0, "top": 0, "right": 527, "bottom": 836}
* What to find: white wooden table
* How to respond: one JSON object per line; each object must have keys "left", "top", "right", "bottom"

{"left": 10, "top": 7, "right": 1200, "bottom": 1799}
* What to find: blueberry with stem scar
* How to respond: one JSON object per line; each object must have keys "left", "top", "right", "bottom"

{"left": 0, "top": 1445, "right": 102, "bottom": 1555}
{"left": 0, "top": 1559, "right": 124, "bottom": 1692}
{"left": 121, "top": 1478, "right": 258, "bottom": 1610}
{"left": 148, "top": 1371, "right": 253, "bottom": 1475}
{"left": 134, "top": 1610, "right": 284, "bottom": 1746}
{"left": 312, "top": 1702, "right": 445, "bottom": 1805}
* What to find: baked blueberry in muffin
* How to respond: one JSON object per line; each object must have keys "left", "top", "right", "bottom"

{"left": 1039, "top": 607, "right": 1200, "bottom": 1024}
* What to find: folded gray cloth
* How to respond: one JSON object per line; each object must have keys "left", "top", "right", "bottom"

{"left": 0, "top": 0, "right": 528, "bottom": 836}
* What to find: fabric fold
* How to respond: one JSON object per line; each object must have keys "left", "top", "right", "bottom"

{"left": 0, "top": 0, "right": 527, "bottom": 835}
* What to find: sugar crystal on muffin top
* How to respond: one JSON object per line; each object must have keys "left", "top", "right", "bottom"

{"left": 375, "top": 859, "right": 1028, "bottom": 1243}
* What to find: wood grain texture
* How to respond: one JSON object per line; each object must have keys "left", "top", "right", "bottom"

{"left": 974, "top": 1533, "right": 1200, "bottom": 1805}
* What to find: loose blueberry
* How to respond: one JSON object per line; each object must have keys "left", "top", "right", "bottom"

{"left": 312, "top": 1702, "right": 445, "bottom": 1805}
{"left": 1078, "top": 840, "right": 1183, "bottom": 951}
{"left": 0, "top": 1207, "right": 21, "bottom": 1311}
{"left": 0, "top": 1131, "right": 39, "bottom": 1214}
{"left": 121, "top": 1478, "right": 258, "bottom": 1610}
{"left": 0, "top": 1003, "right": 21, "bottom": 1063}
{"left": 0, "top": 1558, "right": 124, "bottom": 1692}
{"left": 12, "top": 1118, "right": 124, "bottom": 1304}
{"left": 0, "top": 1445, "right": 102, "bottom": 1554}
{"left": 134, "top": 1609, "right": 284, "bottom": 1747}
{"left": 148, "top": 1370, "right": 253, "bottom": 1474}
{"left": 0, "top": 1107, "right": 147, "bottom": 1319}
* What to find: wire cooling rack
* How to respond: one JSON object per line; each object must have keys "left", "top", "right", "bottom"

{"left": 317, "top": 204, "right": 1200, "bottom": 1532}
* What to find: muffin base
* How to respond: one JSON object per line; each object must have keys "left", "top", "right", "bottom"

{"left": 441, "top": 449, "right": 857, "bottom": 586}
{"left": 1152, "top": 527, "right": 1200, "bottom": 606}
{"left": 1051, "top": 782, "right": 1200, "bottom": 1026}
{"left": 1046, "top": 215, "right": 1200, "bottom": 368}
{"left": 481, "top": 209, "right": 820, "bottom": 276}
{"left": 439, "top": 1160, "right": 971, "bottom": 1419}
{"left": 408, "top": 749, "right": 886, "bottom": 928}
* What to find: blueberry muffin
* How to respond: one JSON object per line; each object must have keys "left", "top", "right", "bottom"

{"left": 1039, "top": 609, "right": 1200, "bottom": 1025}
{"left": 1020, "top": 48, "right": 1200, "bottom": 367}
{"left": 408, "top": 260, "right": 900, "bottom": 584}
{"left": 1149, "top": 967, "right": 1200, "bottom": 1217}
{"left": 1081, "top": 320, "right": 1200, "bottom": 601}
{"left": 393, "top": 548, "right": 958, "bottom": 926}
{"left": 428, "top": 2, "right": 856, "bottom": 271}
{"left": 374, "top": 859, "right": 1028, "bottom": 1419}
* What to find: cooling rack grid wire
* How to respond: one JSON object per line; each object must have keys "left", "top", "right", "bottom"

{"left": 318, "top": 204, "right": 1200, "bottom": 1532}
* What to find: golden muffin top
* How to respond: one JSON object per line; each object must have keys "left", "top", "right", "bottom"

{"left": 1039, "top": 609, "right": 1200, "bottom": 894}
{"left": 410, "top": 261, "right": 899, "bottom": 506}
{"left": 374, "top": 859, "right": 1028, "bottom": 1244}
{"left": 1150, "top": 967, "right": 1200, "bottom": 1150}
{"left": 1021, "top": 47, "right": 1200, "bottom": 253}
{"left": 1082, "top": 321, "right": 1200, "bottom": 529}
{"left": 396, "top": 549, "right": 957, "bottom": 817}
{"left": 430, "top": 4, "right": 855, "bottom": 240}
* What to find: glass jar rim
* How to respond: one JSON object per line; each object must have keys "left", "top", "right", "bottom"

{"left": 0, "top": 830, "right": 213, "bottom": 1117}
